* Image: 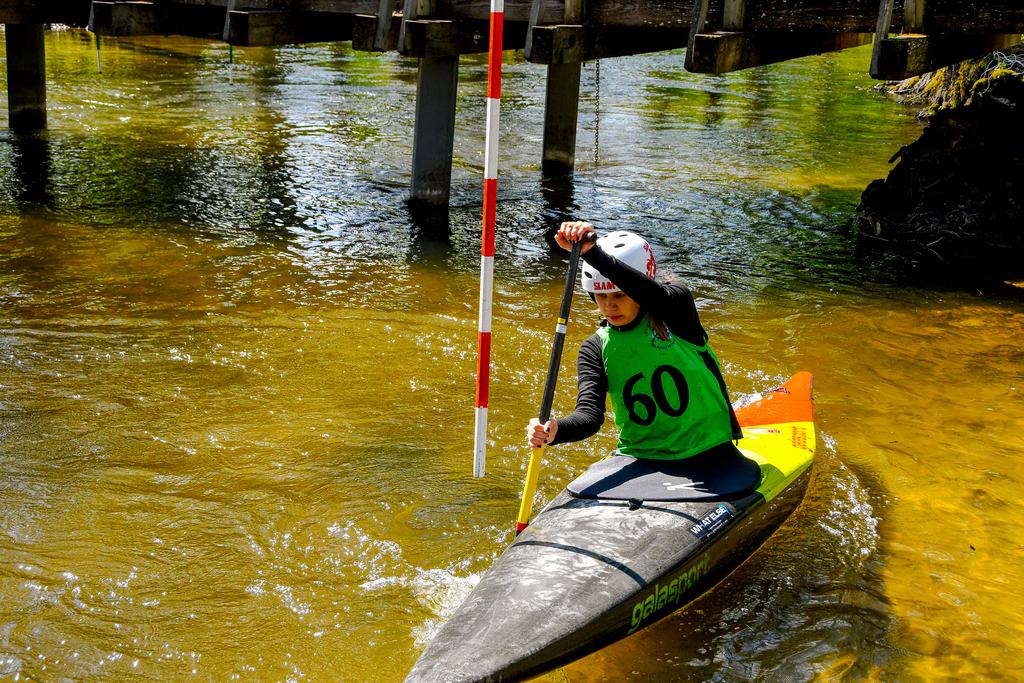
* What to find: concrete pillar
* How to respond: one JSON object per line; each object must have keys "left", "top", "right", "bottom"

{"left": 541, "top": 62, "right": 582, "bottom": 177}
{"left": 5, "top": 24, "right": 47, "bottom": 130}
{"left": 410, "top": 55, "right": 459, "bottom": 207}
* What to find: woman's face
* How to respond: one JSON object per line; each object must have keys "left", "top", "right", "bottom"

{"left": 594, "top": 291, "right": 641, "bottom": 327}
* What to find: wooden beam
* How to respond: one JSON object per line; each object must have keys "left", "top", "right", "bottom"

{"left": 722, "top": 0, "right": 744, "bottom": 32}
{"left": 873, "top": 34, "right": 927, "bottom": 80}
{"left": 397, "top": 0, "right": 421, "bottom": 56}
{"left": 62, "top": 0, "right": 94, "bottom": 26}
{"left": 400, "top": 18, "right": 461, "bottom": 56}
{"left": 353, "top": 15, "right": 522, "bottom": 53}
{"left": 869, "top": 0, "right": 896, "bottom": 79}
{"left": 352, "top": 12, "right": 401, "bottom": 51}
{"left": 594, "top": 0, "right": 880, "bottom": 32}
{"left": 5, "top": 22, "right": 46, "bottom": 130}
{"left": 528, "top": 24, "right": 688, "bottom": 63}
{"left": 904, "top": 0, "right": 925, "bottom": 33}
{"left": 227, "top": 10, "right": 351, "bottom": 46}
{"left": 537, "top": 0, "right": 586, "bottom": 176}
{"left": 229, "top": 9, "right": 287, "bottom": 46}
{"left": 169, "top": 0, "right": 381, "bottom": 15}
{"left": 871, "top": 33, "right": 1023, "bottom": 80}
{"left": 523, "top": 0, "right": 546, "bottom": 59}
{"left": 441, "top": 0, "right": 561, "bottom": 24}
{"left": 410, "top": 55, "right": 459, "bottom": 207}
{"left": 525, "top": 0, "right": 583, "bottom": 56}
{"left": 564, "top": 0, "right": 583, "bottom": 23}
{"left": 920, "top": 0, "right": 1024, "bottom": 33}
{"left": 90, "top": 1, "right": 229, "bottom": 38}
{"left": 0, "top": 1, "right": 36, "bottom": 24}
{"left": 683, "top": 0, "right": 710, "bottom": 72}
{"left": 740, "top": 1, "right": 880, "bottom": 33}
{"left": 529, "top": 24, "right": 583, "bottom": 63}
{"left": 373, "top": 0, "right": 400, "bottom": 49}
{"left": 0, "top": 0, "right": 91, "bottom": 25}
{"left": 90, "top": 1, "right": 160, "bottom": 37}
{"left": 541, "top": 61, "right": 581, "bottom": 176}
{"left": 222, "top": 0, "right": 235, "bottom": 39}
{"left": 73, "top": 0, "right": 1024, "bottom": 34}
{"left": 687, "top": 31, "right": 874, "bottom": 74}
{"left": 872, "top": 0, "right": 1024, "bottom": 79}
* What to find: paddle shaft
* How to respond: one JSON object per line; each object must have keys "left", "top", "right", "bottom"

{"left": 515, "top": 240, "right": 584, "bottom": 535}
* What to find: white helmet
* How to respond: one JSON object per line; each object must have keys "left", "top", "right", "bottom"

{"left": 581, "top": 231, "right": 657, "bottom": 293}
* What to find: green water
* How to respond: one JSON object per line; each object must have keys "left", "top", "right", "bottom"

{"left": 1, "top": 28, "right": 1023, "bottom": 682}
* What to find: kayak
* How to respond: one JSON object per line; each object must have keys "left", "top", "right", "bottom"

{"left": 407, "top": 372, "right": 816, "bottom": 682}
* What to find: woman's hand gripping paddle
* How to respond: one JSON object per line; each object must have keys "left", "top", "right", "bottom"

{"left": 515, "top": 239, "right": 585, "bottom": 536}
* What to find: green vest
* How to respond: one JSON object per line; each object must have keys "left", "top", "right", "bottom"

{"left": 597, "top": 319, "right": 735, "bottom": 460}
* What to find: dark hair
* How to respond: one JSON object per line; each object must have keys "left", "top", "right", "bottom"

{"left": 649, "top": 314, "right": 669, "bottom": 341}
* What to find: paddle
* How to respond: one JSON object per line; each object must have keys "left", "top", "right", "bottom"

{"left": 515, "top": 238, "right": 585, "bottom": 535}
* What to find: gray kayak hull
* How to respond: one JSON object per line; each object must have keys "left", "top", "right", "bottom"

{"left": 406, "top": 467, "right": 811, "bottom": 682}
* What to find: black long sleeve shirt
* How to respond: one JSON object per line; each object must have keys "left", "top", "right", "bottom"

{"left": 550, "top": 245, "right": 739, "bottom": 445}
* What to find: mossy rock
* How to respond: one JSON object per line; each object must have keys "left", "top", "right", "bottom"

{"left": 879, "top": 44, "right": 1024, "bottom": 117}
{"left": 852, "top": 70, "right": 1024, "bottom": 287}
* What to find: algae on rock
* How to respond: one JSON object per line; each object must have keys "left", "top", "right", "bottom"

{"left": 852, "top": 47, "right": 1024, "bottom": 287}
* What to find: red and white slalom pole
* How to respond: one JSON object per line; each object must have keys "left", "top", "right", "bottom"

{"left": 473, "top": 0, "right": 504, "bottom": 478}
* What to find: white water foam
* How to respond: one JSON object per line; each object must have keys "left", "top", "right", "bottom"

{"left": 408, "top": 569, "right": 482, "bottom": 647}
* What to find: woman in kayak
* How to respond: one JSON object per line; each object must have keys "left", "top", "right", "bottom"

{"left": 526, "top": 220, "right": 742, "bottom": 460}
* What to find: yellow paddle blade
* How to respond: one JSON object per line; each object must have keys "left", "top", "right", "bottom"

{"left": 515, "top": 445, "right": 545, "bottom": 535}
